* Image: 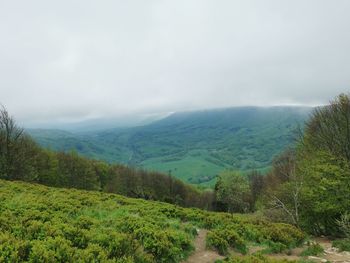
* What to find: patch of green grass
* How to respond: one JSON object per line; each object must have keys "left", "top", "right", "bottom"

{"left": 260, "top": 242, "right": 288, "bottom": 254}
{"left": 332, "top": 239, "right": 350, "bottom": 252}
{"left": 140, "top": 151, "right": 228, "bottom": 183}
{"left": 300, "top": 243, "right": 324, "bottom": 256}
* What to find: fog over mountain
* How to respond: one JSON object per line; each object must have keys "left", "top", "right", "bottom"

{"left": 1, "top": 0, "right": 349, "bottom": 127}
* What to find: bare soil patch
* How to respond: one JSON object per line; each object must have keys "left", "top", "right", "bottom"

{"left": 184, "top": 229, "right": 225, "bottom": 263}
{"left": 185, "top": 232, "right": 350, "bottom": 263}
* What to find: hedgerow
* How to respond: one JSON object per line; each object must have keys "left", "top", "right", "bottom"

{"left": 0, "top": 180, "right": 305, "bottom": 262}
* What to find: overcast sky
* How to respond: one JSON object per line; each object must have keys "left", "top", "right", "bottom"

{"left": 1, "top": 0, "right": 350, "bottom": 125}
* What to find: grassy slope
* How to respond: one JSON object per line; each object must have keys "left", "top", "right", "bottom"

{"left": 0, "top": 179, "right": 305, "bottom": 263}
{"left": 28, "top": 106, "right": 312, "bottom": 185}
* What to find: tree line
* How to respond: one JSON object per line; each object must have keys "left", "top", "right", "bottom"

{"left": 214, "top": 93, "right": 350, "bottom": 237}
{"left": 0, "top": 106, "right": 214, "bottom": 209}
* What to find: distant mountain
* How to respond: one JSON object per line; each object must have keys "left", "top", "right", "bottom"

{"left": 26, "top": 129, "right": 110, "bottom": 159}
{"left": 28, "top": 106, "right": 312, "bottom": 185}
{"left": 23, "top": 112, "right": 168, "bottom": 132}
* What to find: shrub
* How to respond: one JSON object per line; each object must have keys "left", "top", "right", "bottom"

{"left": 332, "top": 239, "right": 350, "bottom": 252}
{"left": 73, "top": 243, "right": 112, "bottom": 262}
{"left": 206, "top": 230, "right": 229, "bottom": 255}
{"left": 262, "top": 241, "right": 288, "bottom": 254}
{"left": 89, "top": 231, "right": 137, "bottom": 258}
{"left": 300, "top": 243, "right": 324, "bottom": 256}
{"left": 337, "top": 213, "right": 350, "bottom": 238}
{"left": 0, "top": 233, "right": 31, "bottom": 262}
{"left": 259, "top": 223, "right": 305, "bottom": 247}
{"left": 0, "top": 179, "right": 306, "bottom": 263}
{"left": 29, "top": 237, "right": 74, "bottom": 262}
{"left": 220, "top": 227, "right": 248, "bottom": 254}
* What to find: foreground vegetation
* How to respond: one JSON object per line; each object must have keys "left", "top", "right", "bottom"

{"left": 0, "top": 179, "right": 305, "bottom": 262}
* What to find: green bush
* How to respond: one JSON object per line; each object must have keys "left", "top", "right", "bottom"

{"left": 300, "top": 243, "right": 324, "bottom": 256}
{"left": 89, "top": 231, "right": 137, "bottom": 259}
{"left": 0, "top": 233, "right": 31, "bottom": 262}
{"left": 206, "top": 230, "right": 229, "bottom": 255}
{"left": 206, "top": 226, "right": 248, "bottom": 255}
{"left": 29, "top": 237, "right": 74, "bottom": 262}
{"left": 259, "top": 223, "right": 305, "bottom": 247}
{"left": 261, "top": 241, "right": 288, "bottom": 254}
{"left": 332, "top": 239, "right": 350, "bottom": 252}
{"left": 0, "top": 179, "right": 306, "bottom": 263}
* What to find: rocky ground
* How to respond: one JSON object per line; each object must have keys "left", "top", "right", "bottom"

{"left": 184, "top": 230, "right": 350, "bottom": 263}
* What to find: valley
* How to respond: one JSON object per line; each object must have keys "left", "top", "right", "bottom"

{"left": 28, "top": 106, "right": 311, "bottom": 185}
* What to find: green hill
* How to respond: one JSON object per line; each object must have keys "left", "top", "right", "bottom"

{"left": 28, "top": 106, "right": 312, "bottom": 185}
{"left": 26, "top": 129, "right": 110, "bottom": 159}
{"left": 0, "top": 179, "right": 305, "bottom": 262}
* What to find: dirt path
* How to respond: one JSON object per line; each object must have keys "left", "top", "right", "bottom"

{"left": 269, "top": 238, "right": 350, "bottom": 263}
{"left": 184, "top": 232, "right": 350, "bottom": 263}
{"left": 313, "top": 237, "right": 350, "bottom": 263}
{"left": 184, "top": 229, "right": 225, "bottom": 263}
{"left": 248, "top": 238, "right": 350, "bottom": 262}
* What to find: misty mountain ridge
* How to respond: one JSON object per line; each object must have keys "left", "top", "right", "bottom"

{"left": 28, "top": 106, "right": 312, "bottom": 185}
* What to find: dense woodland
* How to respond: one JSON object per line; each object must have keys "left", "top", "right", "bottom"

{"left": 214, "top": 94, "right": 350, "bottom": 240}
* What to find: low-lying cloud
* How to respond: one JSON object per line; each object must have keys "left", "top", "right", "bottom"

{"left": 1, "top": 0, "right": 349, "bottom": 125}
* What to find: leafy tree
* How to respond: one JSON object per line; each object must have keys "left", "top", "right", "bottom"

{"left": 263, "top": 94, "right": 350, "bottom": 234}
{"left": 247, "top": 170, "right": 265, "bottom": 210}
{"left": 215, "top": 171, "right": 251, "bottom": 213}
{"left": 34, "top": 149, "right": 59, "bottom": 186}
{"left": 297, "top": 94, "right": 350, "bottom": 234}
{"left": 298, "top": 150, "right": 350, "bottom": 235}
{"left": 0, "top": 106, "right": 39, "bottom": 181}
{"left": 56, "top": 151, "right": 100, "bottom": 190}
{"left": 263, "top": 149, "right": 304, "bottom": 227}
{"left": 304, "top": 93, "right": 350, "bottom": 162}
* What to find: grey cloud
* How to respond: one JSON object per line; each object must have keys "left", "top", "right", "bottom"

{"left": 0, "top": 0, "right": 350, "bottom": 125}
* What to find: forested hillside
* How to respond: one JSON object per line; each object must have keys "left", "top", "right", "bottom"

{"left": 0, "top": 107, "right": 212, "bottom": 209}
{"left": 29, "top": 106, "right": 311, "bottom": 185}
{"left": 210, "top": 94, "right": 350, "bottom": 240}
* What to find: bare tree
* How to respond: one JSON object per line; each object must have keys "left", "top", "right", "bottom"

{"left": 266, "top": 149, "right": 303, "bottom": 227}
{"left": 0, "top": 105, "right": 25, "bottom": 179}
{"left": 269, "top": 166, "right": 303, "bottom": 227}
